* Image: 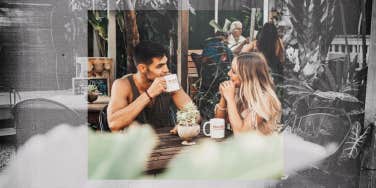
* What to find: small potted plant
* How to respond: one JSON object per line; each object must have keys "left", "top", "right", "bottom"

{"left": 87, "top": 84, "right": 99, "bottom": 103}
{"left": 176, "top": 102, "right": 200, "bottom": 145}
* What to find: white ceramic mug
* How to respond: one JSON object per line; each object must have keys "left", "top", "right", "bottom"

{"left": 203, "top": 118, "right": 225, "bottom": 139}
{"left": 164, "top": 74, "right": 180, "bottom": 92}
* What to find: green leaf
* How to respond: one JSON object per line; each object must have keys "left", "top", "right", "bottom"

{"left": 340, "top": 122, "right": 371, "bottom": 160}
{"left": 88, "top": 125, "right": 158, "bottom": 179}
{"left": 313, "top": 91, "right": 361, "bottom": 103}
{"left": 159, "top": 133, "right": 284, "bottom": 179}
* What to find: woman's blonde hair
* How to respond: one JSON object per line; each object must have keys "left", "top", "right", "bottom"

{"left": 234, "top": 52, "right": 281, "bottom": 134}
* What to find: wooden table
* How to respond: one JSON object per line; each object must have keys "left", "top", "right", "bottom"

{"left": 146, "top": 127, "right": 232, "bottom": 174}
{"left": 147, "top": 127, "right": 202, "bottom": 173}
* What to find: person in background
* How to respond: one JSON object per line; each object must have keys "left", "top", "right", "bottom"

{"left": 227, "top": 21, "right": 249, "bottom": 55}
{"left": 202, "top": 31, "right": 233, "bottom": 66}
{"left": 242, "top": 22, "right": 285, "bottom": 77}
{"left": 214, "top": 52, "right": 282, "bottom": 135}
{"left": 199, "top": 31, "right": 234, "bottom": 91}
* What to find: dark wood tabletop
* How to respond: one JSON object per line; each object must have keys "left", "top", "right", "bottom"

{"left": 146, "top": 127, "right": 203, "bottom": 173}
{"left": 146, "top": 126, "right": 232, "bottom": 173}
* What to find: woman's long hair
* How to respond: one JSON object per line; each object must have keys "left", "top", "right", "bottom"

{"left": 257, "top": 23, "right": 279, "bottom": 66}
{"left": 235, "top": 52, "right": 281, "bottom": 134}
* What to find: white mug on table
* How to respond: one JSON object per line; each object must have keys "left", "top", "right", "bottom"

{"left": 203, "top": 118, "right": 225, "bottom": 139}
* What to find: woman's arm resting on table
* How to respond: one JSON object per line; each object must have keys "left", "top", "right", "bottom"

{"left": 226, "top": 98, "right": 252, "bottom": 134}
{"left": 214, "top": 96, "right": 227, "bottom": 119}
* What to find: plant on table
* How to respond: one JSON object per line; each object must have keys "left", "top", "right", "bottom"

{"left": 87, "top": 84, "right": 99, "bottom": 103}
{"left": 176, "top": 102, "right": 200, "bottom": 145}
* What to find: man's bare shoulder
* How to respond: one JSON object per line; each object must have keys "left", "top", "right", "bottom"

{"left": 112, "top": 76, "right": 132, "bottom": 96}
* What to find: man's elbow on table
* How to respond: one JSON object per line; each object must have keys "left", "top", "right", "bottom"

{"left": 108, "top": 118, "right": 130, "bottom": 132}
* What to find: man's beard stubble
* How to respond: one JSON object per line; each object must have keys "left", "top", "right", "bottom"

{"left": 144, "top": 69, "right": 154, "bottom": 84}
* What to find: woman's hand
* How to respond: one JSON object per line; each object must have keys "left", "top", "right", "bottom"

{"left": 220, "top": 81, "right": 236, "bottom": 102}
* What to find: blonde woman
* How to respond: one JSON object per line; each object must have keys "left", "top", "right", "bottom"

{"left": 214, "top": 52, "right": 281, "bottom": 135}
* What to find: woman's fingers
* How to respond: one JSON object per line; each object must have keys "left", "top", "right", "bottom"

{"left": 220, "top": 82, "right": 226, "bottom": 88}
{"left": 225, "top": 81, "right": 231, "bottom": 87}
{"left": 220, "top": 81, "right": 233, "bottom": 89}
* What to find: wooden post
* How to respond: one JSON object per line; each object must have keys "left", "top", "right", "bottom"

{"left": 177, "top": 0, "right": 189, "bottom": 92}
{"left": 362, "top": 0, "right": 367, "bottom": 66}
{"left": 123, "top": 0, "right": 139, "bottom": 73}
{"left": 263, "top": 0, "right": 269, "bottom": 24}
{"left": 359, "top": 0, "right": 376, "bottom": 187}
{"left": 250, "top": 8, "right": 256, "bottom": 40}
{"left": 107, "top": 10, "right": 116, "bottom": 83}
{"left": 214, "top": 0, "right": 218, "bottom": 32}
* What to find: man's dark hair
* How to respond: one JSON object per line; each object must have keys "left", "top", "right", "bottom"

{"left": 134, "top": 41, "right": 167, "bottom": 65}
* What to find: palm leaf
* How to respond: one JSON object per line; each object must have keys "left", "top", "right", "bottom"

{"left": 209, "top": 19, "right": 222, "bottom": 32}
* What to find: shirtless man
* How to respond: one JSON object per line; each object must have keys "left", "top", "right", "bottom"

{"left": 107, "top": 41, "right": 194, "bottom": 132}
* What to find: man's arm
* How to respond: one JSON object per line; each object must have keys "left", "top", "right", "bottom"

{"left": 107, "top": 79, "right": 151, "bottom": 132}
{"left": 171, "top": 89, "right": 193, "bottom": 110}
{"left": 230, "top": 38, "right": 249, "bottom": 54}
{"left": 171, "top": 89, "right": 201, "bottom": 123}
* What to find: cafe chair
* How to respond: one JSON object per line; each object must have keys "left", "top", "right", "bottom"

{"left": 190, "top": 53, "right": 203, "bottom": 77}
{"left": 12, "top": 98, "right": 84, "bottom": 147}
{"left": 98, "top": 105, "right": 111, "bottom": 132}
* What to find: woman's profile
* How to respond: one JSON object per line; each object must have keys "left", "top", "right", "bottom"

{"left": 214, "top": 52, "right": 282, "bottom": 135}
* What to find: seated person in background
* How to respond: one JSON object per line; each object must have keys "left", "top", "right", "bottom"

{"left": 202, "top": 31, "right": 233, "bottom": 65}
{"left": 241, "top": 22, "right": 285, "bottom": 76}
{"left": 107, "top": 41, "right": 196, "bottom": 132}
{"left": 227, "top": 21, "right": 249, "bottom": 55}
{"left": 200, "top": 31, "right": 234, "bottom": 90}
{"left": 214, "top": 52, "right": 282, "bottom": 135}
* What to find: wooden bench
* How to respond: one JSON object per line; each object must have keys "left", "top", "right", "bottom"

{"left": 188, "top": 49, "right": 202, "bottom": 78}
{"left": 187, "top": 49, "right": 202, "bottom": 97}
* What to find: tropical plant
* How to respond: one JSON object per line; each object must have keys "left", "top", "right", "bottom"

{"left": 340, "top": 121, "right": 371, "bottom": 161}
{"left": 287, "top": 0, "right": 337, "bottom": 77}
{"left": 240, "top": 5, "right": 263, "bottom": 36}
{"left": 208, "top": 18, "right": 232, "bottom": 33}
{"left": 71, "top": 0, "right": 192, "bottom": 74}
{"left": 116, "top": 0, "right": 195, "bottom": 74}
{"left": 88, "top": 10, "right": 108, "bottom": 57}
{"left": 193, "top": 61, "right": 230, "bottom": 120}
{"left": 87, "top": 84, "right": 98, "bottom": 94}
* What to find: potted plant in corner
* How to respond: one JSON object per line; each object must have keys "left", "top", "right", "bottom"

{"left": 87, "top": 84, "right": 99, "bottom": 103}
{"left": 176, "top": 102, "right": 200, "bottom": 145}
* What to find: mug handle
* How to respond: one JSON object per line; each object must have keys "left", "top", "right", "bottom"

{"left": 203, "top": 121, "right": 211, "bottom": 136}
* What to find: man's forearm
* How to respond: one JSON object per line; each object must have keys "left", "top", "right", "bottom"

{"left": 108, "top": 93, "right": 151, "bottom": 131}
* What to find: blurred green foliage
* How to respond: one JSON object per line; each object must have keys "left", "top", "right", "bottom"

{"left": 88, "top": 125, "right": 157, "bottom": 179}
{"left": 88, "top": 125, "right": 284, "bottom": 180}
